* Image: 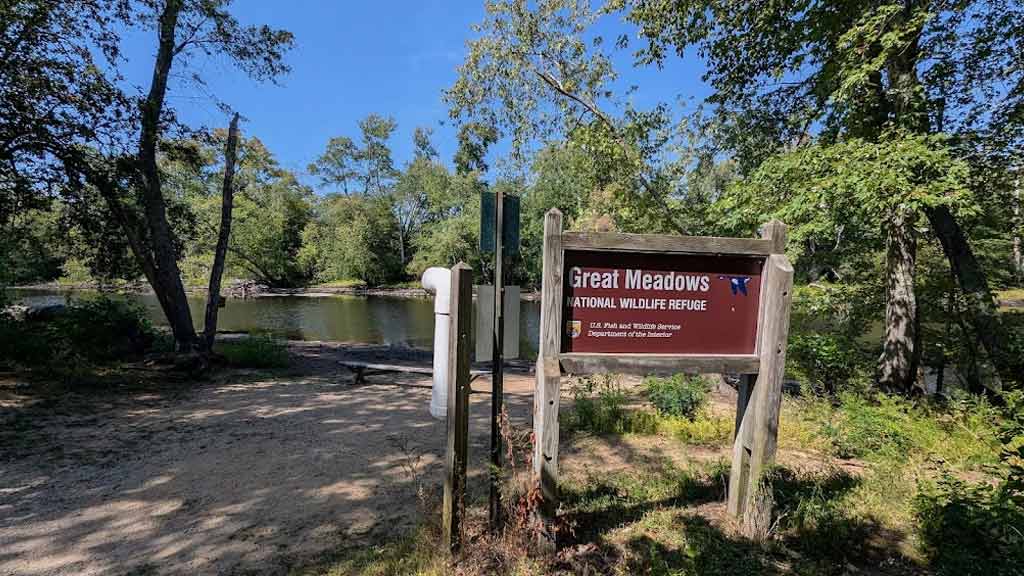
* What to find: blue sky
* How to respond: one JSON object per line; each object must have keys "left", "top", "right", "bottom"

{"left": 118, "top": 1, "right": 709, "bottom": 188}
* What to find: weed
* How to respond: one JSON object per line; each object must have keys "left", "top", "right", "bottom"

{"left": 215, "top": 334, "right": 289, "bottom": 368}
{"left": 565, "top": 374, "right": 629, "bottom": 434}
{"left": 643, "top": 373, "right": 711, "bottom": 420}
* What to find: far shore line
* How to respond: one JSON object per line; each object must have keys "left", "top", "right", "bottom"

{"left": 9, "top": 282, "right": 544, "bottom": 302}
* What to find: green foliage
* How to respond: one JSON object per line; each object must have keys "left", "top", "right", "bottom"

{"left": 0, "top": 296, "right": 155, "bottom": 372}
{"left": 565, "top": 375, "right": 629, "bottom": 435}
{"left": 911, "top": 390, "right": 1024, "bottom": 575}
{"left": 715, "top": 132, "right": 974, "bottom": 278}
{"left": 54, "top": 298, "right": 155, "bottom": 362}
{"left": 215, "top": 334, "right": 289, "bottom": 369}
{"left": 0, "top": 207, "right": 65, "bottom": 285}
{"left": 301, "top": 195, "right": 402, "bottom": 286}
{"left": 787, "top": 284, "right": 880, "bottom": 395}
{"left": 914, "top": 473, "right": 1024, "bottom": 576}
{"left": 822, "top": 393, "right": 913, "bottom": 459}
{"left": 169, "top": 135, "right": 315, "bottom": 288}
{"left": 643, "top": 374, "right": 711, "bottom": 420}
{"left": 767, "top": 466, "right": 872, "bottom": 569}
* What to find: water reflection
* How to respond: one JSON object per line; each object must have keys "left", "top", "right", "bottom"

{"left": 7, "top": 289, "right": 541, "bottom": 359}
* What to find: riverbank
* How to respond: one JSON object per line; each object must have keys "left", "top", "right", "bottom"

{"left": 11, "top": 281, "right": 543, "bottom": 301}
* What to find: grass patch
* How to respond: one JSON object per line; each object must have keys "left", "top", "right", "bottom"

{"left": 215, "top": 334, "right": 290, "bottom": 368}
{"left": 563, "top": 375, "right": 732, "bottom": 445}
{"left": 290, "top": 526, "right": 445, "bottom": 576}
{"left": 299, "top": 380, "right": 1014, "bottom": 576}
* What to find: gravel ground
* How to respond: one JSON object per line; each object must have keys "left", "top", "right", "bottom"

{"left": 0, "top": 342, "right": 535, "bottom": 576}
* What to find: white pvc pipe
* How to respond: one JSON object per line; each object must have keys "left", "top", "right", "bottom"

{"left": 421, "top": 267, "right": 451, "bottom": 420}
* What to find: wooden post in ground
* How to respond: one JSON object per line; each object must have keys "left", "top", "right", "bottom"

{"left": 443, "top": 263, "right": 472, "bottom": 552}
{"left": 727, "top": 221, "right": 793, "bottom": 535}
{"left": 533, "top": 209, "right": 563, "bottom": 548}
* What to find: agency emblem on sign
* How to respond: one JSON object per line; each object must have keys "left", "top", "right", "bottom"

{"left": 568, "top": 320, "right": 582, "bottom": 339}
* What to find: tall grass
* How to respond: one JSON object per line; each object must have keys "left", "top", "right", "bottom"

{"left": 215, "top": 334, "right": 290, "bottom": 368}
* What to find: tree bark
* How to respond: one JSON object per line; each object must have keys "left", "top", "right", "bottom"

{"left": 878, "top": 211, "right": 918, "bottom": 392}
{"left": 1014, "top": 175, "right": 1022, "bottom": 284}
{"left": 925, "top": 205, "right": 1019, "bottom": 387}
{"left": 203, "top": 113, "right": 240, "bottom": 352}
{"left": 136, "top": 0, "right": 197, "bottom": 353}
{"left": 884, "top": 3, "right": 1018, "bottom": 389}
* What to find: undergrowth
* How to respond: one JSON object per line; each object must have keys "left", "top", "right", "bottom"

{"left": 214, "top": 334, "right": 290, "bottom": 368}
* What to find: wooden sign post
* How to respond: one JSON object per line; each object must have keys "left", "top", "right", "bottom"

{"left": 532, "top": 209, "right": 793, "bottom": 543}
{"left": 443, "top": 263, "right": 473, "bottom": 552}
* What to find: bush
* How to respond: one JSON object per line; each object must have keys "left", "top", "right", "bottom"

{"left": 788, "top": 284, "right": 878, "bottom": 395}
{"left": 0, "top": 296, "right": 154, "bottom": 370}
{"left": 566, "top": 375, "right": 629, "bottom": 434}
{"left": 914, "top": 473, "right": 1024, "bottom": 576}
{"left": 644, "top": 374, "right": 711, "bottom": 420}
{"left": 53, "top": 297, "right": 154, "bottom": 361}
{"left": 215, "top": 334, "right": 289, "bottom": 368}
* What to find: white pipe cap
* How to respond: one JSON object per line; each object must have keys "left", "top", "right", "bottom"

{"left": 421, "top": 267, "right": 451, "bottom": 315}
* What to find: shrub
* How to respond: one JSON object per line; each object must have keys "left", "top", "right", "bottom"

{"left": 788, "top": 333, "right": 872, "bottom": 396}
{"left": 788, "top": 284, "right": 878, "bottom": 395}
{"left": 566, "top": 374, "right": 629, "bottom": 434}
{"left": 53, "top": 297, "right": 154, "bottom": 361}
{"left": 1, "top": 296, "right": 154, "bottom": 370}
{"left": 215, "top": 334, "right": 289, "bottom": 368}
{"left": 914, "top": 473, "right": 1024, "bottom": 576}
{"left": 644, "top": 374, "right": 711, "bottom": 420}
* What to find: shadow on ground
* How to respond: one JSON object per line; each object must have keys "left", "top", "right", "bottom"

{"left": 0, "top": 342, "right": 534, "bottom": 576}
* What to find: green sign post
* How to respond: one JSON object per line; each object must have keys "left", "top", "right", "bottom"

{"left": 480, "top": 190, "right": 519, "bottom": 531}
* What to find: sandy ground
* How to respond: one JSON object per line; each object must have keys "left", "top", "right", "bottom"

{"left": 0, "top": 343, "right": 537, "bottom": 576}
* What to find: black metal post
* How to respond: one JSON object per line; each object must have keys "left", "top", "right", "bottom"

{"left": 489, "top": 188, "right": 505, "bottom": 530}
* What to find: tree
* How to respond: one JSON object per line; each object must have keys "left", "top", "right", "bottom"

{"left": 454, "top": 122, "right": 499, "bottom": 175}
{"left": 3, "top": 0, "right": 293, "bottom": 353}
{"left": 356, "top": 114, "right": 399, "bottom": 196}
{"left": 308, "top": 136, "right": 359, "bottom": 194}
{"left": 446, "top": 0, "right": 692, "bottom": 233}
{"left": 301, "top": 195, "right": 402, "bottom": 286}
{"left": 627, "top": 0, "right": 1024, "bottom": 387}
{"left": 717, "top": 133, "right": 973, "bottom": 392}
{"left": 393, "top": 155, "right": 444, "bottom": 269}
{"left": 0, "top": 1, "right": 129, "bottom": 229}
{"left": 202, "top": 113, "right": 240, "bottom": 352}
{"left": 173, "top": 134, "right": 314, "bottom": 288}
{"left": 413, "top": 126, "right": 439, "bottom": 161}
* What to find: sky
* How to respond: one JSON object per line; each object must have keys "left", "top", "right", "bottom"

{"left": 117, "top": 1, "right": 710, "bottom": 190}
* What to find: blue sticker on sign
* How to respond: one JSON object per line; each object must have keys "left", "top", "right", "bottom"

{"left": 719, "top": 276, "right": 752, "bottom": 296}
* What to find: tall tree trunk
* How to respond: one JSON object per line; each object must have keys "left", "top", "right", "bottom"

{"left": 885, "top": 4, "right": 1018, "bottom": 388}
{"left": 878, "top": 211, "right": 918, "bottom": 392}
{"left": 203, "top": 113, "right": 240, "bottom": 352}
{"left": 136, "top": 0, "right": 197, "bottom": 353}
{"left": 1014, "top": 175, "right": 1022, "bottom": 284}
{"left": 925, "top": 205, "right": 1018, "bottom": 387}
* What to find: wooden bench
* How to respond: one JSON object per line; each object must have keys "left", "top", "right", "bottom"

{"left": 339, "top": 360, "right": 489, "bottom": 387}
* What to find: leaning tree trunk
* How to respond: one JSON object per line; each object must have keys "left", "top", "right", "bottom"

{"left": 203, "top": 113, "right": 241, "bottom": 352}
{"left": 882, "top": 5, "right": 1020, "bottom": 389}
{"left": 878, "top": 211, "right": 919, "bottom": 393}
{"left": 925, "top": 205, "right": 1019, "bottom": 388}
{"left": 136, "top": 0, "right": 198, "bottom": 353}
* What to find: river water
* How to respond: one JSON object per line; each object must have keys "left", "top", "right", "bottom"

{"left": 7, "top": 288, "right": 542, "bottom": 359}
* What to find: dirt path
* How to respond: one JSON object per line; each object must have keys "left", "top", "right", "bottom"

{"left": 0, "top": 343, "right": 536, "bottom": 576}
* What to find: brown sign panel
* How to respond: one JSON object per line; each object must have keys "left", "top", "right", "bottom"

{"left": 561, "top": 250, "right": 764, "bottom": 355}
